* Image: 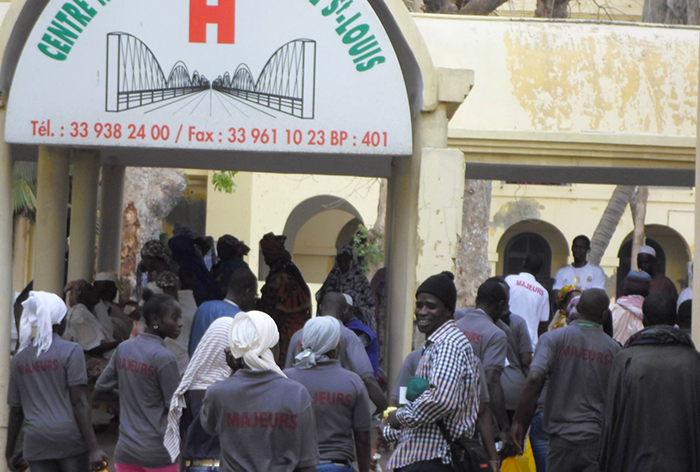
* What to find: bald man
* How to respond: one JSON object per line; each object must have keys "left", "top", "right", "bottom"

{"left": 510, "top": 289, "right": 621, "bottom": 472}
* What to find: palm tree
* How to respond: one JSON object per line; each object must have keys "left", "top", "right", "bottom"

{"left": 12, "top": 162, "right": 37, "bottom": 292}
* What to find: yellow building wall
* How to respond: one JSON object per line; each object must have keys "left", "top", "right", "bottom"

{"left": 415, "top": 15, "right": 699, "bottom": 139}
{"left": 206, "top": 173, "right": 381, "bottom": 312}
{"left": 490, "top": 183, "right": 694, "bottom": 293}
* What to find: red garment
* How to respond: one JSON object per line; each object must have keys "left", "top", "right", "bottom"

{"left": 649, "top": 274, "right": 678, "bottom": 299}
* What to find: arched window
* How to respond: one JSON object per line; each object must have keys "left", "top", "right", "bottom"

{"left": 504, "top": 232, "right": 552, "bottom": 281}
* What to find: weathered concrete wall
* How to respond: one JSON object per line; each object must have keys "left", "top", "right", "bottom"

{"left": 415, "top": 15, "right": 699, "bottom": 138}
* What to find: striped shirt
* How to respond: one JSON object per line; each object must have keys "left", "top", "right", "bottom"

{"left": 387, "top": 320, "right": 479, "bottom": 469}
{"left": 164, "top": 317, "right": 234, "bottom": 461}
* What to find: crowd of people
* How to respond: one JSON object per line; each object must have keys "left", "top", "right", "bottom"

{"left": 5, "top": 230, "right": 700, "bottom": 472}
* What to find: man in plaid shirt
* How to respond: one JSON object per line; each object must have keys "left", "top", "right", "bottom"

{"left": 386, "top": 271, "right": 480, "bottom": 471}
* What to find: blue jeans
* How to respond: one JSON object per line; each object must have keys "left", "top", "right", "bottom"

{"left": 529, "top": 412, "right": 548, "bottom": 472}
{"left": 315, "top": 462, "right": 355, "bottom": 472}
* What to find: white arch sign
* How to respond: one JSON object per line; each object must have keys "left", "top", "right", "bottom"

{"left": 5, "top": 0, "right": 412, "bottom": 155}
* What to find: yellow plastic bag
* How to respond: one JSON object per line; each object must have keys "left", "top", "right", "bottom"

{"left": 500, "top": 438, "right": 536, "bottom": 472}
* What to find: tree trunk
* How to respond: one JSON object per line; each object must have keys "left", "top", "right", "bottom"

{"left": 424, "top": 0, "right": 458, "bottom": 11}
{"left": 459, "top": 0, "right": 508, "bottom": 14}
{"left": 629, "top": 186, "right": 649, "bottom": 271}
{"left": 366, "top": 179, "right": 388, "bottom": 280}
{"left": 456, "top": 179, "right": 492, "bottom": 307}
{"left": 643, "top": 0, "right": 700, "bottom": 24}
{"left": 589, "top": 185, "right": 636, "bottom": 266}
{"left": 535, "top": 0, "right": 570, "bottom": 17}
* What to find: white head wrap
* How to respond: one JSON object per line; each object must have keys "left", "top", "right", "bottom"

{"left": 294, "top": 316, "right": 341, "bottom": 370}
{"left": 229, "top": 311, "right": 286, "bottom": 377}
{"left": 19, "top": 291, "right": 68, "bottom": 357}
{"left": 638, "top": 245, "right": 656, "bottom": 258}
{"left": 164, "top": 317, "right": 234, "bottom": 461}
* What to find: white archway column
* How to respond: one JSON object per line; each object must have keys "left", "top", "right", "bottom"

{"left": 385, "top": 103, "right": 466, "bottom": 387}
{"left": 0, "top": 111, "right": 15, "bottom": 472}
{"left": 97, "top": 164, "right": 125, "bottom": 273}
{"left": 67, "top": 150, "right": 100, "bottom": 282}
{"left": 34, "top": 146, "right": 70, "bottom": 294}
{"left": 693, "top": 95, "right": 700, "bottom": 348}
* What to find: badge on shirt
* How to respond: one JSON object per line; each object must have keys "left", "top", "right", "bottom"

{"left": 587, "top": 275, "right": 592, "bottom": 283}
{"left": 574, "top": 276, "right": 581, "bottom": 284}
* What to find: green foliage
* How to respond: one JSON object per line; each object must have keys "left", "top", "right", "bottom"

{"left": 12, "top": 162, "right": 37, "bottom": 220}
{"left": 212, "top": 171, "right": 238, "bottom": 193}
{"left": 352, "top": 224, "right": 384, "bottom": 273}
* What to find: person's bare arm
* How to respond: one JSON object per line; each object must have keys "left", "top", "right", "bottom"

{"left": 354, "top": 430, "right": 371, "bottom": 472}
{"left": 510, "top": 371, "right": 546, "bottom": 454}
{"left": 69, "top": 385, "right": 108, "bottom": 470}
{"left": 5, "top": 407, "right": 25, "bottom": 472}
{"left": 538, "top": 322, "right": 549, "bottom": 336}
{"left": 363, "top": 376, "right": 388, "bottom": 414}
{"left": 485, "top": 369, "right": 508, "bottom": 432}
{"left": 477, "top": 402, "right": 499, "bottom": 471}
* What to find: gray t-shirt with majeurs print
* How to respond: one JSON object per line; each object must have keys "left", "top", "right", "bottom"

{"left": 285, "top": 360, "right": 371, "bottom": 463}
{"left": 202, "top": 369, "right": 319, "bottom": 472}
{"left": 8, "top": 334, "right": 88, "bottom": 461}
{"left": 95, "top": 333, "right": 180, "bottom": 467}
{"left": 455, "top": 309, "right": 507, "bottom": 373}
{"left": 530, "top": 320, "right": 621, "bottom": 443}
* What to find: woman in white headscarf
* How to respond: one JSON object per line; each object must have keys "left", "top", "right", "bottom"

{"left": 285, "top": 317, "right": 373, "bottom": 472}
{"left": 201, "top": 311, "right": 319, "bottom": 472}
{"left": 8, "top": 291, "right": 107, "bottom": 472}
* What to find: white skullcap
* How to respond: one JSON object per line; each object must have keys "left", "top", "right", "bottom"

{"left": 638, "top": 246, "right": 656, "bottom": 258}
{"left": 19, "top": 291, "right": 68, "bottom": 357}
{"left": 343, "top": 294, "right": 354, "bottom": 306}
{"left": 294, "top": 317, "right": 341, "bottom": 370}
{"left": 229, "top": 311, "right": 286, "bottom": 377}
{"left": 95, "top": 272, "right": 118, "bottom": 283}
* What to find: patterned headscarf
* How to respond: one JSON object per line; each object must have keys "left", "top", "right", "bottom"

{"left": 142, "top": 240, "right": 180, "bottom": 290}
{"left": 260, "top": 233, "right": 291, "bottom": 263}
{"left": 64, "top": 279, "right": 91, "bottom": 307}
{"left": 625, "top": 325, "right": 695, "bottom": 348}
{"left": 315, "top": 245, "right": 376, "bottom": 332}
{"left": 557, "top": 285, "right": 582, "bottom": 310}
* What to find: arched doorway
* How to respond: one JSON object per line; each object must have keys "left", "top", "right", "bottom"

{"left": 258, "top": 195, "right": 365, "bottom": 285}
{"left": 497, "top": 219, "right": 569, "bottom": 290}
{"left": 617, "top": 225, "right": 690, "bottom": 296}
{"left": 504, "top": 232, "right": 552, "bottom": 280}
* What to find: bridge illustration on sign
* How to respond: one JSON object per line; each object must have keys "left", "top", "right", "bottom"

{"left": 105, "top": 32, "right": 317, "bottom": 119}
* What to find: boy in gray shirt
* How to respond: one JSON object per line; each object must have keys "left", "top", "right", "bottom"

{"left": 510, "top": 289, "right": 621, "bottom": 472}
{"left": 7, "top": 292, "right": 107, "bottom": 472}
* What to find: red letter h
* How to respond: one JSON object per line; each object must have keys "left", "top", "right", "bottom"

{"left": 190, "top": 0, "right": 235, "bottom": 44}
